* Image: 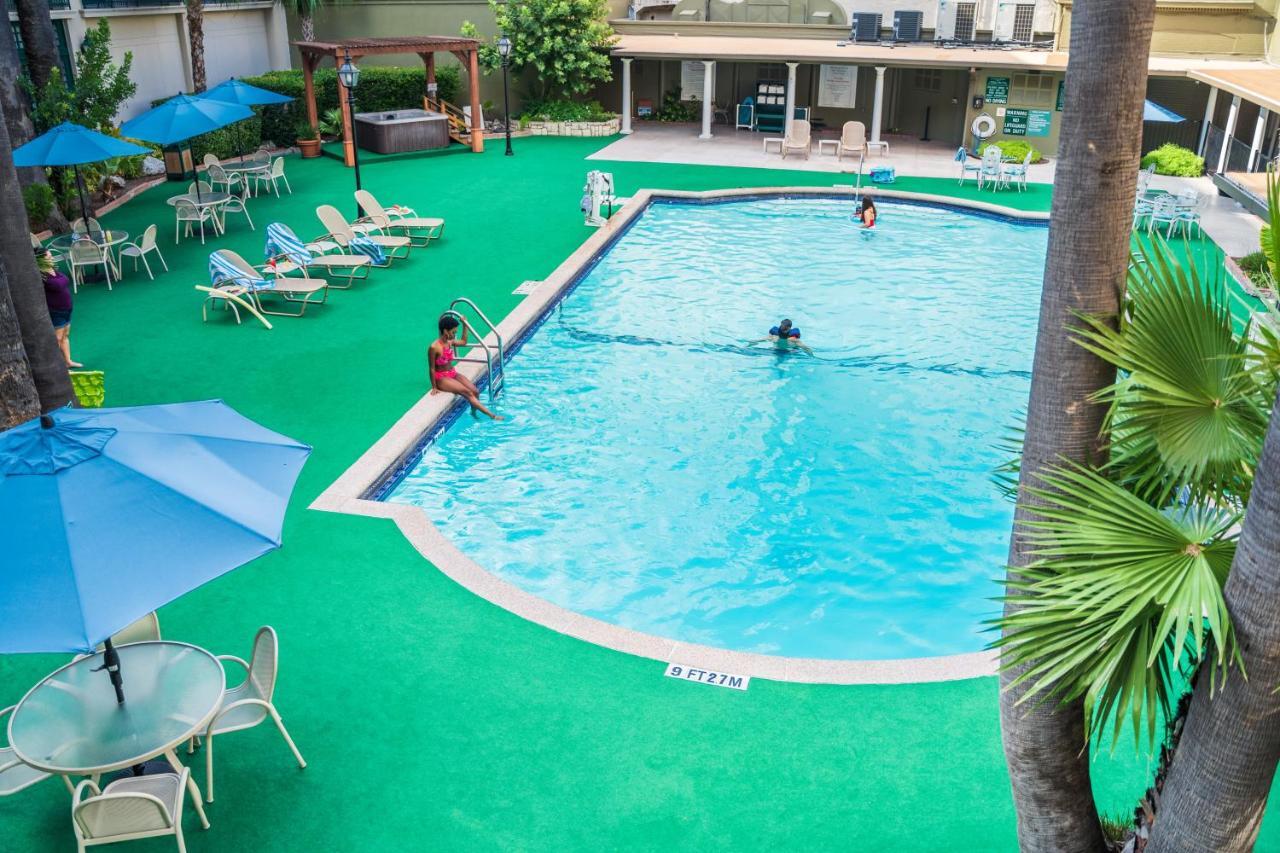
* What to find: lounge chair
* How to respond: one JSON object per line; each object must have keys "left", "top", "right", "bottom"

{"left": 782, "top": 119, "right": 811, "bottom": 160}
{"left": 264, "top": 222, "right": 372, "bottom": 288}
{"left": 355, "top": 190, "right": 444, "bottom": 247}
{"left": 315, "top": 205, "right": 411, "bottom": 265}
{"left": 208, "top": 249, "right": 328, "bottom": 319}
{"left": 837, "top": 121, "right": 867, "bottom": 161}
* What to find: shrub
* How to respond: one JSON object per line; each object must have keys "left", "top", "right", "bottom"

{"left": 1141, "top": 143, "right": 1204, "bottom": 177}
{"left": 655, "top": 88, "right": 696, "bottom": 123}
{"left": 463, "top": 0, "right": 615, "bottom": 99}
{"left": 23, "top": 183, "right": 54, "bottom": 229}
{"left": 519, "top": 98, "right": 613, "bottom": 123}
{"left": 979, "top": 140, "right": 1043, "bottom": 163}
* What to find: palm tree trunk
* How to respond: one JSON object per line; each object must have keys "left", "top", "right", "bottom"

{"left": 0, "top": 254, "right": 40, "bottom": 430}
{"left": 998, "top": 0, "right": 1157, "bottom": 850}
{"left": 301, "top": 13, "right": 315, "bottom": 43}
{"left": 0, "top": 0, "right": 67, "bottom": 232}
{"left": 186, "top": 0, "right": 206, "bottom": 92}
{"left": 1147, "top": 390, "right": 1280, "bottom": 852}
{"left": 0, "top": 99, "right": 72, "bottom": 412}
{"left": 13, "top": 0, "right": 59, "bottom": 93}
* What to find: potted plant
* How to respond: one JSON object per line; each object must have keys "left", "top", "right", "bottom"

{"left": 295, "top": 118, "right": 322, "bottom": 158}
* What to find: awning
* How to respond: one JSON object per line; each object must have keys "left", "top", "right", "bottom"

{"left": 1188, "top": 67, "right": 1280, "bottom": 114}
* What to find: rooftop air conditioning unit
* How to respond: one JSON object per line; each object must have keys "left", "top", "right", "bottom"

{"left": 851, "top": 13, "right": 882, "bottom": 42}
{"left": 893, "top": 10, "right": 923, "bottom": 41}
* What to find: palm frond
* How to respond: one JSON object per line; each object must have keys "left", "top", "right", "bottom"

{"left": 991, "top": 463, "right": 1242, "bottom": 749}
{"left": 991, "top": 411, "right": 1026, "bottom": 502}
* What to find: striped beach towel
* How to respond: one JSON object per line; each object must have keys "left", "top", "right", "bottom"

{"left": 348, "top": 235, "right": 387, "bottom": 265}
{"left": 264, "top": 222, "right": 313, "bottom": 268}
{"left": 209, "top": 250, "right": 272, "bottom": 291}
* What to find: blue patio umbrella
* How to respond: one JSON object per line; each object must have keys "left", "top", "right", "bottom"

{"left": 0, "top": 401, "right": 310, "bottom": 700}
{"left": 121, "top": 94, "right": 253, "bottom": 198}
{"left": 1143, "top": 100, "right": 1186, "bottom": 123}
{"left": 198, "top": 77, "right": 293, "bottom": 161}
{"left": 12, "top": 122, "right": 149, "bottom": 229}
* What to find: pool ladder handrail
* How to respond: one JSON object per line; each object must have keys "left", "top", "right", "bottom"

{"left": 444, "top": 298, "right": 506, "bottom": 400}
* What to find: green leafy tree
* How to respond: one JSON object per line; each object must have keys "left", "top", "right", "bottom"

{"left": 462, "top": 0, "right": 616, "bottom": 100}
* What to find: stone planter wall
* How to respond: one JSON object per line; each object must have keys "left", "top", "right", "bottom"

{"left": 526, "top": 117, "right": 621, "bottom": 137}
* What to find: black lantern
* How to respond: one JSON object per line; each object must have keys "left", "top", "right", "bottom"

{"left": 497, "top": 36, "right": 514, "bottom": 156}
{"left": 338, "top": 49, "right": 364, "bottom": 216}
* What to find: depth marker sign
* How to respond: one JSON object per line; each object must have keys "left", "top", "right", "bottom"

{"left": 665, "top": 663, "right": 750, "bottom": 691}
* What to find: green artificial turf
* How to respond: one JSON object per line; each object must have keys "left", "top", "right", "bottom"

{"left": 0, "top": 136, "right": 1272, "bottom": 851}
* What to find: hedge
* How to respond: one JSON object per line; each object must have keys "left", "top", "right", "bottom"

{"left": 148, "top": 65, "right": 462, "bottom": 153}
{"left": 979, "top": 140, "right": 1043, "bottom": 164}
{"left": 1141, "top": 143, "right": 1204, "bottom": 177}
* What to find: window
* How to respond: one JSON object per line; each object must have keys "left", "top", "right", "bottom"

{"left": 1012, "top": 4, "right": 1036, "bottom": 42}
{"left": 756, "top": 62, "right": 785, "bottom": 83}
{"left": 9, "top": 21, "right": 75, "bottom": 83}
{"left": 953, "top": 2, "right": 976, "bottom": 42}
{"left": 914, "top": 68, "right": 943, "bottom": 92}
{"left": 1011, "top": 73, "right": 1055, "bottom": 107}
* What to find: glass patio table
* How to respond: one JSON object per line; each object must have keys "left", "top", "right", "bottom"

{"left": 47, "top": 230, "right": 129, "bottom": 252}
{"left": 8, "top": 641, "right": 223, "bottom": 828}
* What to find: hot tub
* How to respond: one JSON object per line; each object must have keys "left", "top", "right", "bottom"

{"left": 353, "top": 109, "right": 450, "bottom": 154}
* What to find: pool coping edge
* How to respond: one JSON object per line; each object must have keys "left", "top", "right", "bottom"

{"left": 312, "top": 186, "right": 1041, "bottom": 686}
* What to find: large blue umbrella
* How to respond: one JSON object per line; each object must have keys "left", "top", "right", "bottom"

{"left": 1143, "top": 100, "right": 1186, "bottom": 123}
{"left": 198, "top": 78, "right": 293, "bottom": 162}
{"left": 121, "top": 94, "right": 253, "bottom": 197}
{"left": 0, "top": 401, "right": 310, "bottom": 698}
{"left": 13, "top": 122, "right": 149, "bottom": 229}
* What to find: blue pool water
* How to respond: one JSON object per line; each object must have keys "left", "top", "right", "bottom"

{"left": 386, "top": 197, "right": 1047, "bottom": 660}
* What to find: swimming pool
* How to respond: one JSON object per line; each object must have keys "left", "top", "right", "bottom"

{"left": 384, "top": 196, "right": 1047, "bottom": 661}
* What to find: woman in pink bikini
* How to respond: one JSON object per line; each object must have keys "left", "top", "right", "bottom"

{"left": 429, "top": 314, "right": 503, "bottom": 420}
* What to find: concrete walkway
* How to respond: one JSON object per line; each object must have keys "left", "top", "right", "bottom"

{"left": 1149, "top": 174, "right": 1263, "bottom": 258}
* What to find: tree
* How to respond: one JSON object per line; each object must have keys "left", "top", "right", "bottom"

{"left": 0, "top": 253, "right": 40, "bottom": 430}
{"left": 3, "top": 0, "right": 68, "bottom": 231}
{"left": 0, "top": 101, "right": 71, "bottom": 413}
{"left": 462, "top": 0, "right": 616, "bottom": 100}
{"left": 284, "top": 0, "right": 324, "bottom": 42}
{"left": 186, "top": 0, "right": 206, "bottom": 92}
{"left": 14, "top": 0, "right": 59, "bottom": 95}
{"left": 997, "top": 0, "right": 1157, "bottom": 849}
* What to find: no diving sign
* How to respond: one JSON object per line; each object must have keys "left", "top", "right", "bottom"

{"left": 664, "top": 663, "right": 750, "bottom": 691}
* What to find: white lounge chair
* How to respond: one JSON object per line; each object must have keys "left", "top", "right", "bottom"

{"left": 118, "top": 225, "right": 168, "bottom": 280}
{"left": 72, "top": 769, "right": 195, "bottom": 852}
{"left": 355, "top": 189, "right": 444, "bottom": 247}
{"left": 782, "top": 119, "right": 811, "bottom": 160}
{"left": 210, "top": 249, "right": 328, "bottom": 319}
{"left": 837, "top": 121, "right": 867, "bottom": 161}
{"left": 264, "top": 222, "right": 371, "bottom": 288}
{"left": 203, "top": 626, "right": 306, "bottom": 803}
{"left": 315, "top": 204, "right": 411, "bottom": 264}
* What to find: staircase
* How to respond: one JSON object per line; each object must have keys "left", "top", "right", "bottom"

{"left": 425, "top": 96, "right": 472, "bottom": 146}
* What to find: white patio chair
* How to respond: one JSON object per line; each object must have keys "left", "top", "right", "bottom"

{"left": 202, "top": 152, "right": 220, "bottom": 170}
{"left": 1174, "top": 190, "right": 1202, "bottom": 237}
{"left": 203, "top": 626, "right": 306, "bottom": 803}
{"left": 219, "top": 194, "right": 254, "bottom": 232}
{"left": 71, "top": 217, "right": 103, "bottom": 234}
{"left": 261, "top": 157, "right": 291, "bottom": 197}
{"left": 1003, "top": 150, "right": 1033, "bottom": 192}
{"left": 837, "top": 121, "right": 867, "bottom": 161}
{"left": 68, "top": 238, "right": 115, "bottom": 292}
{"left": 782, "top": 119, "right": 811, "bottom": 160}
{"left": 118, "top": 225, "right": 168, "bottom": 280}
{"left": 1133, "top": 191, "right": 1155, "bottom": 230}
{"left": 956, "top": 147, "right": 981, "bottom": 185}
{"left": 187, "top": 181, "right": 214, "bottom": 197}
{"left": 72, "top": 768, "right": 193, "bottom": 853}
{"left": 1147, "top": 195, "right": 1181, "bottom": 236}
{"left": 978, "top": 146, "right": 1004, "bottom": 190}
{"left": 205, "top": 163, "right": 245, "bottom": 198}
{"left": 174, "top": 199, "right": 217, "bottom": 245}
{"left": 1, "top": 705, "right": 72, "bottom": 797}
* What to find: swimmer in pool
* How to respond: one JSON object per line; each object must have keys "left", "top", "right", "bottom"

{"left": 857, "top": 194, "right": 877, "bottom": 228}
{"left": 429, "top": 314, "right": 504, "bottom": 420}
{"left": 753, "top": 318, "right": 812, "bottom": 353}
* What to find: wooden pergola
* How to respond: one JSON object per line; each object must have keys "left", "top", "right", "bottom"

{"left": 293, "top": 36, "right": 485, "bottom": 165}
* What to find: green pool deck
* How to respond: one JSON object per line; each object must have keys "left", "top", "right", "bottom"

{"left": 1, "top": 136, "right": 1274, "bottom": 851}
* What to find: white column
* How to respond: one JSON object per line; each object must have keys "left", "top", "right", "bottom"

{"left": 1216, "top": 94, "right": 1240, "bottom": 174}
{"left": 620, "top": 58, "right": 634, "bottom": 135}
{"left": 783, "top": 62, "right": 798, "bottom": 135}
{"left": 1197, "top": 87, "right": 1218, "bottom": 156}
{"left": 871, "top": 66, "right": 887, "bottom": 144}
{"left": 1248, "top": 107, "right": 1269, "bottom": 172}
{"left": 699, "top": 60, "right": 715, "bottom": 139}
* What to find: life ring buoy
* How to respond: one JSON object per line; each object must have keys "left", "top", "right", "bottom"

{"left": 971, "top": 113, "right": 996, "bottom": 138}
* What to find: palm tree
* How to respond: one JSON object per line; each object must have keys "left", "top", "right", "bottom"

{"left": 998, "top": 0, "right": 1157, "bottom": 848}
{"left": 1146, "top": 387, "right": 1280, "bottom": 851}
{"left": 14, "top": 0, "right": 60, "bottom": 93}
{"left": 7, "top": 0, "right": 70, "bottom": 232}
{"left": 285, "top": 0, "right": 324, "bottom": 42}
{"left": 0, "top": 105, "right": 70, "bottom": 414}
{"left": 0, "top": 261, "right": 39, "bottom": 430}
{"left": 186, "top": 0, "right": 206, "bottom": 92}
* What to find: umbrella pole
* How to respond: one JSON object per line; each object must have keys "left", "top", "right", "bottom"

{"left": 99, "top": 637, "right": 126, "bottom": 704}
{"left": 190, "top": 144, "right": 202, "bottom": 202}
{"left": 74, "top": 165, "right": 93, "bottom": 235}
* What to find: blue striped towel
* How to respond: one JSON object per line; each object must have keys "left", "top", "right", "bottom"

{"left": 349, "top": 235, "right": 387, "bottom": 265}
{"left": 264, "top": 222, "right": 313, "bottom": 268}
{"left": 209, "top": 251, "right": 273, "bottom": 291}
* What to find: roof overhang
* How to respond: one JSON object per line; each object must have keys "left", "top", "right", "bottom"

{"left": 1189, "top": 66, "right": 1280, "bottom": 113}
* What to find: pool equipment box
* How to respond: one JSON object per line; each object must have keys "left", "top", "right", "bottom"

{"left": 665, "top": 663, "right": 750, "bottom": 691}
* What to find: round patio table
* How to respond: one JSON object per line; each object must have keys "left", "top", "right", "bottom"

{"left": 222, "top": 162, "right": 271, "bottom": 197}
{"left": 47, "top": 229, "right": 130, "bottom": 252}
{"left": 167, "top": 191, "right": 231, "bottom": 211}
{"left": 7, "top": 641, "right": 224, "bottom": 829}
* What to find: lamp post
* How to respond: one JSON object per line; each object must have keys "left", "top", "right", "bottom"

{"left": 498, "top": 35, "right": 514, "bottom": 156}
{"left": 337, "top": 49, "right": 363, "bottom": 217}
